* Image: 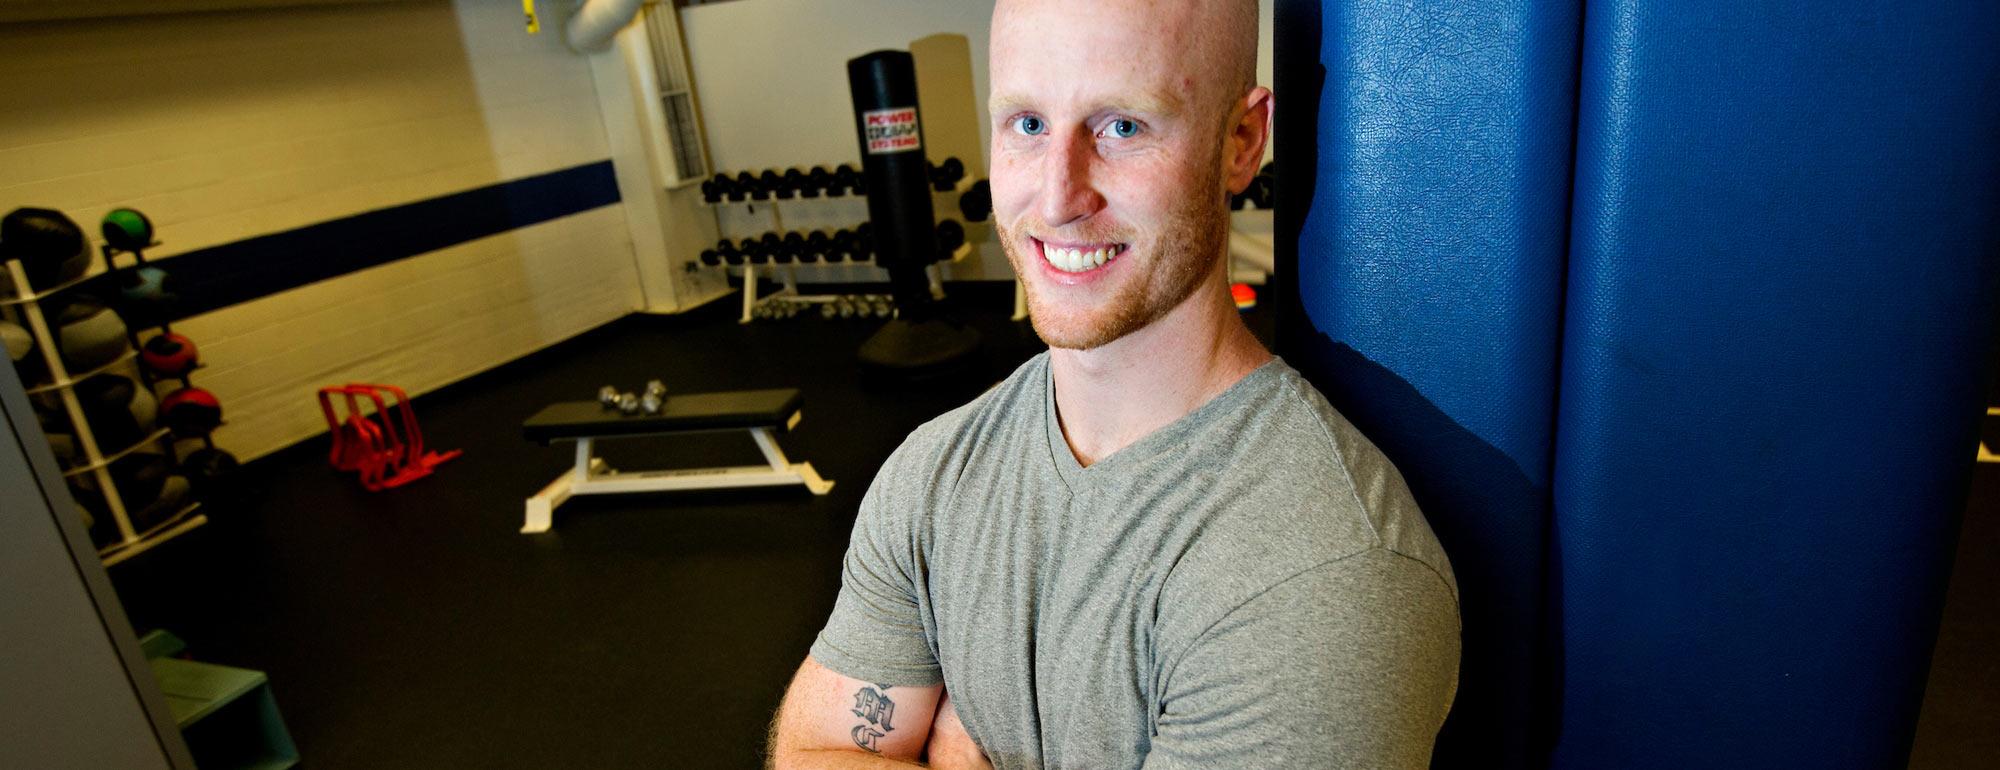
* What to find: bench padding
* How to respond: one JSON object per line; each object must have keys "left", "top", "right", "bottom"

{"left": 522, "top": 389, "right": 803, "bottom": 444}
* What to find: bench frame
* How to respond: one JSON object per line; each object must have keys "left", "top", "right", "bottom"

{"left": 522, "top": 411, "right": 832, "bottom": 533}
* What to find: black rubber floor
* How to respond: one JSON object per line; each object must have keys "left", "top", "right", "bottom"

{"left": 100, "top": 280, "right": 1989, "bottom": 769}
{"left": 108, "top": 283, "right": 1056, "bottom": 769}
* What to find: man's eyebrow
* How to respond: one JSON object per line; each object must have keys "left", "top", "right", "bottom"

{"left": 988, "top": 93, "right": 1183, "bottom": 120}
{"left": 989, "top": 95, "right": 1034, "bottom": 118}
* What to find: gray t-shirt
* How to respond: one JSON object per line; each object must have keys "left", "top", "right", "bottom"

{"left": 810, "top": 353, "right": 1460, "bottom": 769}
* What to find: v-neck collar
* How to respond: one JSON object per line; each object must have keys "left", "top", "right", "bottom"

{"left": 1042, "top": 353, "right": 1286, "bottom": 491}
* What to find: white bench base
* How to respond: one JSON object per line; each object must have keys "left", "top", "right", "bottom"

{"left": 522, "top": 426, "right": 832, "bottom": 534}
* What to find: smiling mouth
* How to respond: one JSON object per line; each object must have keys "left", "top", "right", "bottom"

{"left": 1034, "top": 238, "right": 1129, "bottom": 274}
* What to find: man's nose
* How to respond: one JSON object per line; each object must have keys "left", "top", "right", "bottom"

{"left": 1039, "top": 127, "right": 1106, "bottom": 227}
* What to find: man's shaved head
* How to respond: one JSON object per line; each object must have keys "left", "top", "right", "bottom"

{"left": 992, "top": 0, "right": 1258, "bottom": 128}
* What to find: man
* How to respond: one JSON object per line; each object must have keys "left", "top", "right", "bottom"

{"left": 767, "top": 1, "right": 1460, "bottom": 767}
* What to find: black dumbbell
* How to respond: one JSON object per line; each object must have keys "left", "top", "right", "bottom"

{"left": 718, "top": 239, "right": 744, "bottom": 265}
{"left": 700, "top": 249, "right": 721, "bottom": 266}
{"left": 805, "top": 166, "right": 832, "bottom": 198}
{"left": 803, "top": 231, "right": 830, "bottom": 263}
{"left": 929, "top": 156, "right": 965, "bottom": 192}
{"left": 852, "top": 222, "right": 875, "bottom": 261}
{"left": 1249, "top": 174, "right": 1275, "bottom": 209}
{"left": 779, "top": 232, "right": 806, "bottom": 263}
{"left": 936, "top": 219, "right": 966, "bottom": 254}
{"left": 758, "top": 232, "right": 783, "bottom": 261}
{"left": 781, "top": 168, "right": 807, "bottom": 200}
{"left": 833, "top": 164, "right": 862, "bottom": 197}
{"left": 1254, "top": 162, "right": 1278, "bottom": 208}
{"left": 959, "top": 179, "right": 992, "bottom": 223}
{"left": 734, "top": 171, "right": 760, "bottom": 201}
{"left": 828, "top": 229, "right": 854, "bottom": 263}
{"left": 744, "top": 236, "right": 769, "bottom": 264}
{"left": 759, "top": 170, "right": 785, "bottom": 200}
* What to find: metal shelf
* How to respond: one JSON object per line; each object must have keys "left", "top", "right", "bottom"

{"left": 62, "top": 427, "right": 171, "bottom": 477}
{"left": 0, "top": 268, "right": 100, "bottom": 306}
{"left": 99, "top": 502, "right": 205, "bottom": 567}
{"left": 22, "top": 348, "right": 138, "bottom": 394}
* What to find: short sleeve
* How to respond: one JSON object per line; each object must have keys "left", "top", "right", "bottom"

{"left": 1143, "top": 549, "right": 1460, "bottom": 770}
{"left": 808, "top": 444, "right": 943, "bottom": 687}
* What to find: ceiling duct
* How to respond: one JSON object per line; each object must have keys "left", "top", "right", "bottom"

{"left": 565, "top": 0, "right": 642, "bottom": 53}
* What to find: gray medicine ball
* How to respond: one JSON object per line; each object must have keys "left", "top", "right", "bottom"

{"left": 56, "top": 303, "right": 130, "bottom": 373}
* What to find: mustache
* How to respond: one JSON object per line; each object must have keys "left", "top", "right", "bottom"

{"left": 996, "top": 218, "right": 1133, "bottom": 245}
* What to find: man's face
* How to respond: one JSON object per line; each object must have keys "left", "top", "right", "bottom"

{"left": 988, "top": 0, "right": 1233, "bottom": 350}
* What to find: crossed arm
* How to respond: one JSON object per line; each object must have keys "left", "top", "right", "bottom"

{"left": 766, "top": 656, "right": 991, "bottom": 770}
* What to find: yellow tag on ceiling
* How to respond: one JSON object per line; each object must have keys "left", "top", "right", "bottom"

{"left": 523, "top": 0, "right": 540, "bottom": 34}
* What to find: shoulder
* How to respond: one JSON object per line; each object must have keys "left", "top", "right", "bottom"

{"left": 866, "top": 352, "right": 1048, "bottom": 508}
{"left": 1154, "top": 360, "right": 1458, "bottom": 662}
{"left": 1215, "top": 359, "right": 1456, "bottom": 598}
{"left": 1171, "top": 548, "right": 1461, "bottom": 675}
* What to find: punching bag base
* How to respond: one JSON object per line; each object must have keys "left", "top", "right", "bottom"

{"left": 858, "top": 317, "right": 982, "bottom": 381}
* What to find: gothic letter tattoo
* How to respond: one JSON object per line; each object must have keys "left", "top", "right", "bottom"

{"left": 849, "top": 684, "right": 898, "bottom": 753}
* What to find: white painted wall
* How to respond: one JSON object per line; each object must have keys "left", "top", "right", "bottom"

{"left": 0, "top": 0, "right": 642, "bottom": 460}
{"left": 681, "top": 0, "right": 997, "bottom": 174}
{"left": 679, "top": 0, "right": 1273, "bottom": 283}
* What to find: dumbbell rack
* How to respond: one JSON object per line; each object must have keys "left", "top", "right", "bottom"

{"left": 703, "top": 168, "right": 982, "bottom": 324}
{"left": 0, "top": 258, "right": 205, "bottom": 567}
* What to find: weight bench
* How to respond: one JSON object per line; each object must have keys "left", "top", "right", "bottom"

{"left": 518, "top": 388, "right": 832, "bottom": 533}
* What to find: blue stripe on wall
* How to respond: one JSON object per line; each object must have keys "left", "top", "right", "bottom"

{"left": 114, "top": 160, "right": 621, "bottom": 322}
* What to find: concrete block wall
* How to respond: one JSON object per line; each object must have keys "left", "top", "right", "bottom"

{"left": 0, "top": 0, "right": 642, "bottom": 460}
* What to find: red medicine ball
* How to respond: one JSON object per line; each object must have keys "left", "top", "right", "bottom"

{"left": 139, "top": 333, "right": 199, "bottom": 377}
{"left": 159, "top": 387, "right": 222, "bottom": 437}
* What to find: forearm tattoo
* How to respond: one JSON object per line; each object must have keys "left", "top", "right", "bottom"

{"left": 849, "top": 683, "right": 898, "bottom": 753}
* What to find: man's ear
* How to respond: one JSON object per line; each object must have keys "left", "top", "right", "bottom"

{"left": 1225, "top": 86, "right": 1273, "bottom": 194}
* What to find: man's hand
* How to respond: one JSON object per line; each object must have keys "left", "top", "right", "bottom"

{"left": 922, "top": 692, "right": 992, "bottom": 770}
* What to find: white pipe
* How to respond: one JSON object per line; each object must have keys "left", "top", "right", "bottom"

{"left": 566, "top": 0, "right": 644, "bottom": 53}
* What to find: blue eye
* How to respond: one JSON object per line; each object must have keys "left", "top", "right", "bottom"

{"left": 1107, "top": 119, "right": 1139, "bottom": 138}
{"left": 1015, "top": 116, "right": 1046, "bottom": 135}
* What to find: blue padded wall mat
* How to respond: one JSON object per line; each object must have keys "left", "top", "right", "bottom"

{"left": 1552, "top": 0, "right": 2000, "bottom": 766}
{"left": 1275, "top": 1, "right": 1580, "bottom": 765}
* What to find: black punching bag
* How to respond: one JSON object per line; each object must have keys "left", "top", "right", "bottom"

{"left": 846, "top": 50, "right": 980, "bottom": 379}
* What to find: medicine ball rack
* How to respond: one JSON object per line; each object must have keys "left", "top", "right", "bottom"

{"left": 2, "top": 257, "right": 206, "bottom": 567}
{"left": 697, "top": 160, "right": 986, "bottom": 325}
{"left": 2, "top": 207, "right": 238, "bottom": 567}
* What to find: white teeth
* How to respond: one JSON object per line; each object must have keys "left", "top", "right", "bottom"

{"left": 1043, "top": 243, "right": 1120, "bottom": 273}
